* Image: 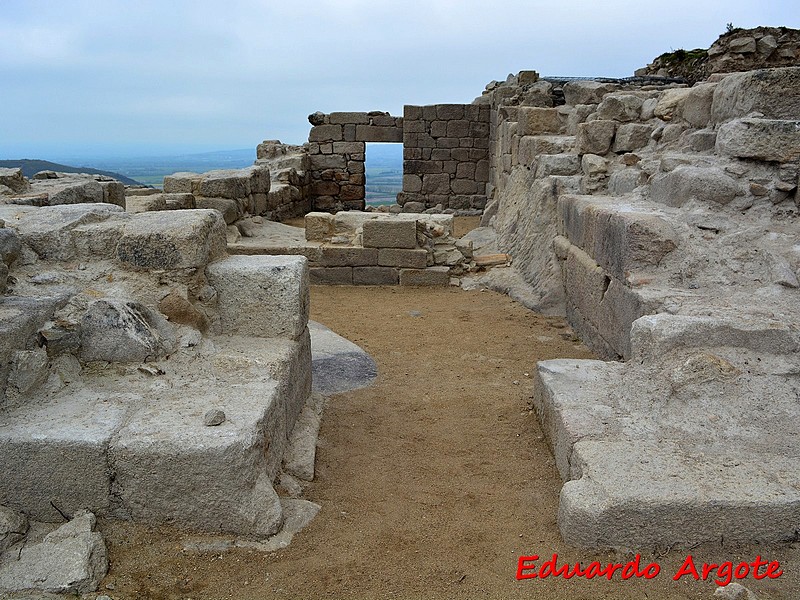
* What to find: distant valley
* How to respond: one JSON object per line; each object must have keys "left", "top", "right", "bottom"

{"left": 2, "top": 143, "right": 404, "bottom": 206}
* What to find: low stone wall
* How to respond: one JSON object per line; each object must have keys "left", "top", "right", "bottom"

{"left": 302, "top": 211, "right": 467, "bottom": 286}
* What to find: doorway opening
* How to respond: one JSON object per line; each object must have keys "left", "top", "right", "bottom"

{"left": 365, "top": 142, "right": 403, "bottom": 207}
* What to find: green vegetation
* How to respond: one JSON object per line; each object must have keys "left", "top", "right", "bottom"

{"left": 657, "top": 48, "right": 708, "bottom": 65}
{"left": 365, "top": 166, "right": 402, "bottom": 205}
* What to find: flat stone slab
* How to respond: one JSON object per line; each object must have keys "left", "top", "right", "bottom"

{"left": 309, "top": 320, "right": 377, "bottom": 395}
{"left": 561, "top": 440, "right": 800, "bottom": 548}
{"left": 534, "top": 340, "right": 800, "bottom": 549}
{"left": 0, "top": 334, "right": 311, "bottom": 538}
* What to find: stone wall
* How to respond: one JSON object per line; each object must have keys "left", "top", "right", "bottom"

{"left": 478, "top": 66, "right": 800, "bottom": 548}
{"left": 398, "top": 104, "right": 490, "bottom": 211}
{"left": 307, "top": 112, "right": 403, "bottom": 212}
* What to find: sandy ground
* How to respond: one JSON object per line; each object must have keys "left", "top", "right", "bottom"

{"left": 96, "top": 284, "right": 799, "bottom": 600}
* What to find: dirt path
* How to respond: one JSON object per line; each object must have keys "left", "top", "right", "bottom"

{"left": 101, "top": 286, "right": 797, "bottom": 599}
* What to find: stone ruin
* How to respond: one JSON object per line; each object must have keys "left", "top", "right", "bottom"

{"left": 0, "top": 24, "right": 799, "bottom": 596}
{"left": 0, "top": 200, "right": 321, "bottom": 593}
{"left": 474, "top": 64, "right": 800, "bottom": 548}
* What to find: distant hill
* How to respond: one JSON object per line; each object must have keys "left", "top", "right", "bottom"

{"left": 0, "top": 159, "right": 144, "bottom": 186}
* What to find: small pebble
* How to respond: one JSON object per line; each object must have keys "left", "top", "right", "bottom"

{"left": 204, "top": 409, "right": 226, "bottom": 426}
{"left": 408, "top": 310, "right": 422, "bottom": 317}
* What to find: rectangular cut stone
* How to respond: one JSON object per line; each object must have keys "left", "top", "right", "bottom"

{"left": 378, "top": 248, "right": 428, "bottom": 268}
{"left": 206, "top": 255, "right": 309, "bottom": 340}
{"left": 0, "top": 396, "right": 126, "bottom": 520}
{"left": 310, "top": 154, "right": 347, "bottom": 170}
{"left": 332, "top": 141, "right": 366, "bottom": 154}
{"left": 355, "top": 125, "right": 403, "bottom": 142}
{"left": 517, "top": 107, "right": 561, "bottom": 135}
{"left": 110, "top": 379, "right": 285, "bottom": 538}
{"left": 320, "top": 247, "right": 378, "bottom": 267}
{"left": 362, "top": 219, "right": 417, "bottom": 249}
{"left": 309, "top": 267, "right": 353, "bottom": 285}
{"left": 353, "top": 266, "right": 399, "bottom": 285}
{"left": 117, "top": 210, "right": 226, "bottom": 270}
{"left": 305, "top": 212, "right": 334, "bottom": 241}
{"left": 436, "top": 104, "right": 465, "bottom": 120}
{"left": 163, "top": 172, "right": 203, "bottom": 194}
{"left": 329, "top": 112, "right": 370, "bottom": 124}
{"left": 399, "top": 267, "right": 450, "bottom": 286}
{"left": 309, "top": 124, "right": 343, "bottom": 142}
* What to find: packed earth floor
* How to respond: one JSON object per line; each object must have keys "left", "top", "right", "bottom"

{"left": 94, "top": 286, "right": 799, "bottom": 600}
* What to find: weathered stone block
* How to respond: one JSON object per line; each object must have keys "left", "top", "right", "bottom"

{"left": 320, "top": 247, "right": 378, "bottom": 267}
{"left": 305, "top": 212, "right": 334, "bottom": 241}
{"left": 309, "top": 266, "right": 352, "bottom": 285}
{"left": 559, "top": 195, "right": 678, "bottom": 281}
{"left": 378, "top": 248, "right": 428, "bottom": 268}
{"left": 333, "top": 141, "right": 366, "bottom": 154}
{"left": 0, "top": 168, "right": 29, "bottom": 194}
{"left": 612, "top": 123, "right": 653, "bottom": 153}
{"left": 650, "top": 166, "right": 741, "bottom": 207}
{"left": 0, "top": 396, "right": 126, "bottom": 521}
{"left": 716, "top": 118, "right": 800, "bottom": 162}
{"left": 340, "top": 185, "right": 365, "bottom": 201}
{"left": 436, "top": 104, "right": 465, "bottom": 120}
{"left": 575, "top": 121, "right": 616, "bottom": 155}
{"left": 436, "top": 137, "right": 460, "bottom": 149}
{"left": 518, "top": 135, "right": 575, "bottom": 166}
{"left": 422, "top": 173, "right": 450, "bottom": 195}
{"left": 309, "top": 124, "right": 343, "bottom": 142}
{"left": 195, "top": 196, "right": 240, "bottom": 224}
{"left": 446, "top": 120, "right": 470, "bottom": 137}
{"left": 711, "top": 67, "right": 800, "bottom": 123}
{"left": 596, "top": 94, "right": 643, "bottom": 122}
{"left": 399, "top": 266, "right": 450, "bottom": 286}
{"left": 563, "top": 81, "right": 619, "bottom": 106}
{"left": 403, "top": 174, "right": 422, "bottom": 193}
{"left": 206, "top": 255, "right": 309, "bottom": 339}
{"left": 355, "top": 125, "right": 403, "bottom": 142}
{"left": 654, "top": 88, "right": 692, "bottom": 121}
{"left": 362, "top": 219, "right": 417, "bottom": 249}
{"left": 199, "top": 170, "right": 250, "bottom": 199}
{"left": 353, "top": 266, "right": 399, "bottom": 285}
{"left": 451, "top": 179, "right": 477, "bottom": 194}
{"left": 310, "top": 154, "right": 347, "bottom": 170}
{"left": 117, "top": 209, "right": 226, "bottom": 270}
{"left": 329, "top": 112, "right": 370, "bottom": 124}
{"left": 683, "top": 83, "right": 716, "bottom": 128}
{"left": 404, "top": 160, "right": 443, "bottom": 175}
{"left": 517, "top": 107, "right": 561, "bottom": 135}
{"left": 81, "top": 299, "right": 176, "bottom": 363}
{"left": 534, "top": 154, "right": 581, "bottom": 177}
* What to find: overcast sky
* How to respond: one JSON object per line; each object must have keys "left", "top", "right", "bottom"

{"left": 1, "top": 0, "right": 797, "bottom": 161}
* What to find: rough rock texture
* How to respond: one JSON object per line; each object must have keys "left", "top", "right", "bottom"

{"left": 636, "top": 27, "right": 800, "bottom": 82}
{"left": 480, "top": 63, "right": 800, "bottom": 548}
{"left": 0, "top": 512, "right": 107, "bottom": 594}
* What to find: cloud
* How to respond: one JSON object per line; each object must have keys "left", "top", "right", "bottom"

{"left": 0, "top": 0, "right": 798, "bottom": 158}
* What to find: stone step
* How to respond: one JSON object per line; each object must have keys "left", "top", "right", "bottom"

{"left": 0, "top": 334, "right": 311, "bottom": 538}
{"left": 561, "top": 440, "right": 800, "bottom": 548}
{"left": 518, "top": 135, "right": 576, "bottom": 167}
{"left": 558, "top": 194, "right": 679, "bottom": 282}
{"left": 534, "top": 352, "right": 800, "bottom": 548}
